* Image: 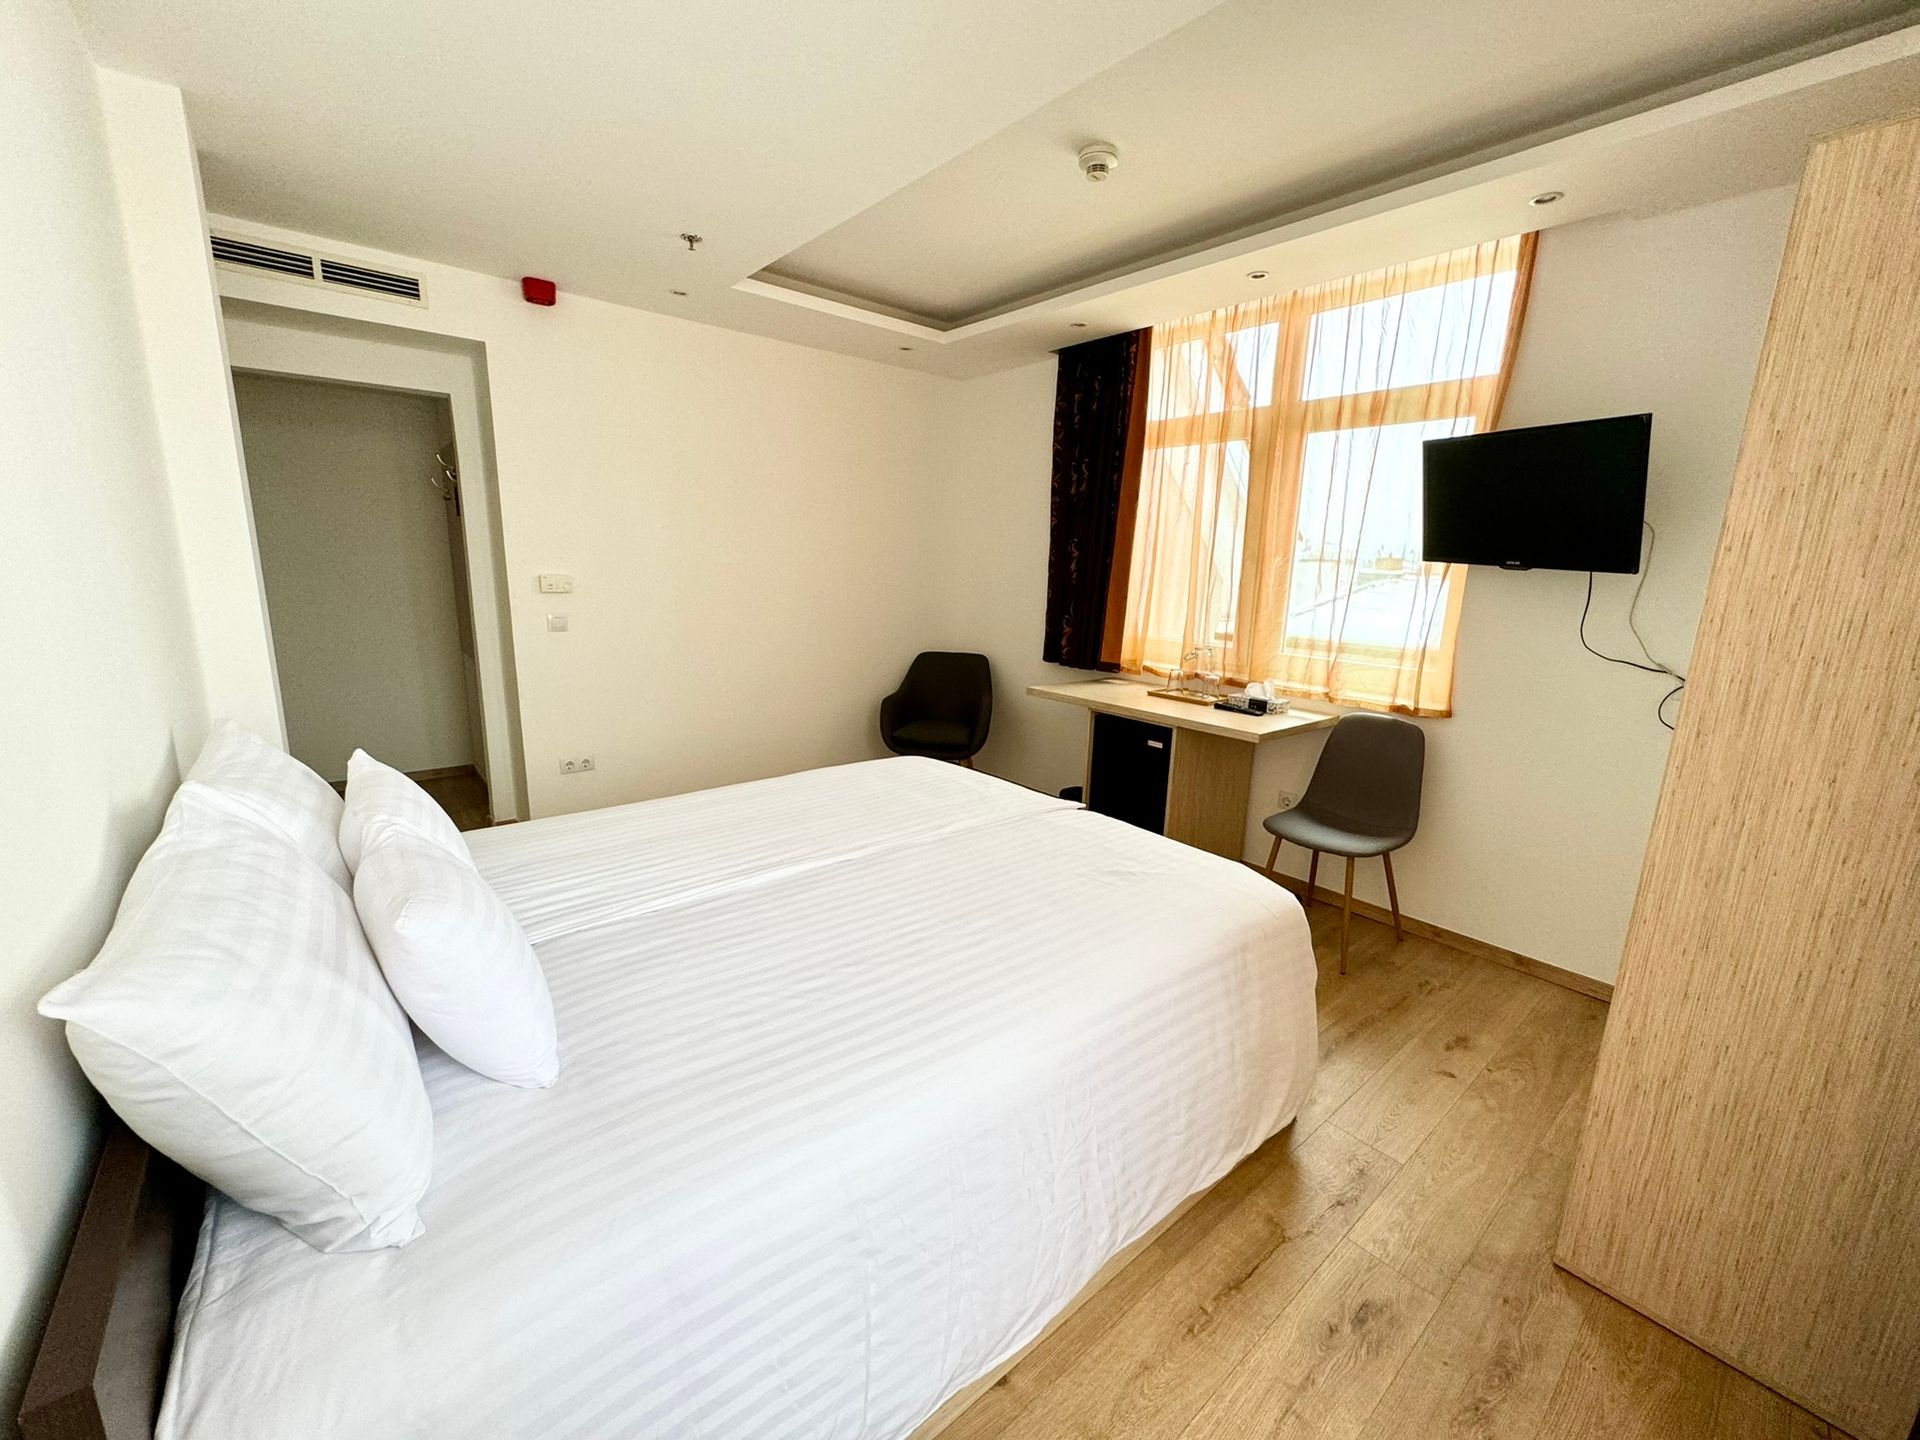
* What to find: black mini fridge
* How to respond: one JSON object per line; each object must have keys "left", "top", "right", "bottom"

{"left": 1085, "top": 712, "right": 1172, "bottom": 836}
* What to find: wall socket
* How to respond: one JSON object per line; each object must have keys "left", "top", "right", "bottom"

{"left": 559, "top": 757, "right": 596, "bottom": 774}
{"left": 1276, "top": 790, "right": 1299, "bottom": 810}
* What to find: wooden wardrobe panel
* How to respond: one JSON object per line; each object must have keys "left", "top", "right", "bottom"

{"left": 1555, "top": 113, "right": 1920, "bottom": 1440}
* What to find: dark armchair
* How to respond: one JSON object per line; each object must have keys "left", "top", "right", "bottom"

{"left": 880, "top": 652, "right": 992, "bottom": 766}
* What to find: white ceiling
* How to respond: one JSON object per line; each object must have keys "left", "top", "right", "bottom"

{"left": 75, "top": 0, "right": 1920, "bottom": 377}
{"left": 767, "top": 0, "right": 1915, "bottom": 324}
{"left": 72, "top": 0, "right": 1222, "bottom": 305}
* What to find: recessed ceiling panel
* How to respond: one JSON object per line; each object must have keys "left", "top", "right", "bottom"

{"left": 765, "top": 0, "right": 1916, "bottom": 324}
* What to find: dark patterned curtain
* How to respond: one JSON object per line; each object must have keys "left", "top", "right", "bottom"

{"left": 1043, "top": 329, "right": 1150, "bottom": 669}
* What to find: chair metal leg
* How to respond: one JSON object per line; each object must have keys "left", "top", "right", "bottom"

{"left": 1340, "top": 856, "right": 1355, "bottom": 975}
{"left": 1383, "top": 851, "right": 1403, "bottom": 941}
{"left": 1264, "top": 834, "right": 1280, "bottom": 876}
{"left": 1306, "top": 850, "right": 1319, "bottom": 908}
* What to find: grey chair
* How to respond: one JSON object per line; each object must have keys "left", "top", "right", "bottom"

{"left": 1262, "top": 713, "right": 1425, "bottom": 975}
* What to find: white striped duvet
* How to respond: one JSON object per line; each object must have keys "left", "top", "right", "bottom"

{"left": 158, "top": 758, "right": 1317, "bottom": 1440}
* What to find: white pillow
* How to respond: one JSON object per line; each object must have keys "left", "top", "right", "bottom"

{"left": 340, "top": 749, "right": 469, "bottom": 873}
{"left": 187, "top": 720, "right": 350, "bottom": 890}
{"left": 353, "top": 815, "right": 560, "bottom": 1088}
{"left": 39, "top": 786, "right": 434, "bottom": 1252}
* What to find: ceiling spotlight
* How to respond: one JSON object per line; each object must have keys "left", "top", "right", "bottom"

{"left": 898, "top": 346, "right": 915, "bottom": 352}
{"left": 1247, "top": 269, "right": 1269, "bottom": 280}
{"left": 1529, "top": 190, "right": 1564, "bottom": 207}
{"left": 1077, "top": 142, "right": 1120, "bottom": 182}
{"left": 1069, "top": 322, "right": 1089, "bottom": 328}
{"left": 669, "top": 289, "right": 688, "bottom": 297}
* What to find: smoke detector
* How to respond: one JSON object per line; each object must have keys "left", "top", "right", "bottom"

{"left": 1077, "top": 143, "right": 1120, "bottom": 182}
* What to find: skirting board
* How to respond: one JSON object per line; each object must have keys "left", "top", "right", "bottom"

{"left": 405, "top": 764, "right": 477, "bottom": 782}
{"left": 905, "top": 1188, "right": 1204, "bottom": 1440}
{"left": 1247, "top": 864, "right": 1614, "bottom": 1003}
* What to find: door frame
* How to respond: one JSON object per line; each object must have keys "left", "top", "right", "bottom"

{"left": 221, "top": 300, "right": 528, "bottom": 820}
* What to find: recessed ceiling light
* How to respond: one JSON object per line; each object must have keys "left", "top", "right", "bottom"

{"left": 1529, "top": 190, "right": 1565, "bottom": 207}
{"left": 669, "top": 289, "right": 688, "bottom": 296}
{"left": 898, "top": 346, "right": 914, "bottom": 352}
{"left": 1247, "top": 270, "right": 1269, "bottom": 280}
{"left": 1070, "top": 322, "right": 1088, "bottom": 328}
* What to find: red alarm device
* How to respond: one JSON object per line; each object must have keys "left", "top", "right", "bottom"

{"left": 521, "top": 276, "right": 557, "bottom": 306}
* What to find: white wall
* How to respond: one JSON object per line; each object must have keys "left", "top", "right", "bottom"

{"left": 234, "top": 373, "right": 473, "bottom": 782}
{"left": 929, "top": 361, "right": 1100, "bottom": 791}
{"left": 0, "top": 0, "right": 207, "bottom": 1416}
{"left": 936, "top": 185, "right": 1796, "bottom": 983}
{"left": 214, "top": 226, "right": 952, "bottom": 816}
{"left": 95, "top": 70, "right": 283, "bottom": 743}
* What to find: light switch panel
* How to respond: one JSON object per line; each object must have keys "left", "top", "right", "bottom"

{"left": 537, "top": 573, "right": 574, "bottom": 594}
{"left": 546, "top": 613, "right": 569, "bottom": 632}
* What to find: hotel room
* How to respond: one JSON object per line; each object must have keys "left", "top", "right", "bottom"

{"left": 4, "top": 0, "right": 1918, "bottom": 1437}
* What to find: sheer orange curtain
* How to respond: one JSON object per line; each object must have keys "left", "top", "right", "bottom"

{"left": 1119, "top": 233, "right": 1535, "bottom": 715}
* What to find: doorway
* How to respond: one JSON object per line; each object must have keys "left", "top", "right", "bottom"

{"left": 233, "top": 371, "right": 492, "bottom": 828}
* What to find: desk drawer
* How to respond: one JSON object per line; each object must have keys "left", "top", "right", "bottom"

{"left": 1088, "top": 713, "right": 1172, "bottom": 835}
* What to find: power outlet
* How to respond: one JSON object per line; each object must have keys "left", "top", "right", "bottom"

{"left": 559, "top": 757, "right": 596, "bottom": 775}
{"left": 1276, "top": 790, "right": 1299, "bottom": 810}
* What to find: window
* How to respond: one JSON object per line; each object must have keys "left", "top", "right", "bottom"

{"left": 1117, "top": 234, "right": 1535, "bottom": 716}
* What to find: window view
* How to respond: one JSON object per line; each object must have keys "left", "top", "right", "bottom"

{"left": 1118, "top": 235, "right": 1534, "bottom": 715}
{"left": 1288, "top": 417, "right": 1474, "bottom": 652}
{"left": 1300, "top": 272, "right": 1517, "bottom": 400}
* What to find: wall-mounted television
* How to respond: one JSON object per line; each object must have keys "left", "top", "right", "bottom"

{"left": 1421, "top": 413, "right": 1651, "bottom": 574}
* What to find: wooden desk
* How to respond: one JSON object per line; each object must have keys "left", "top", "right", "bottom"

{"left": 1028, "top": 679, "right": 1338, "bottom": 858}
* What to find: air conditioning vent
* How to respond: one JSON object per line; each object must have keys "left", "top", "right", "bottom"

{"left": 318, "top": 259, "right": 423, "bottom": 303}
{"left": 209, "top": 232, "right": 427, "bottom": 307}
{"left": 210, "top": 235, "right": 317, "bottom": 280}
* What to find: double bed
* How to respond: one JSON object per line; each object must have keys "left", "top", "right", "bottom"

{"left": 32, "top": 758, "right": 1318, "bottom": 1440}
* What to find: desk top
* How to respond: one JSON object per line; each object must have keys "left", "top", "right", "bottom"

{"left": 1027, "top": 679, "right": 1340, "bottom": 742}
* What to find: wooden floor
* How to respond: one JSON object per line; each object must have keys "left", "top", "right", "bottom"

{"left": 944, "top": 904, "right": 1841, "bottom": 1440}
{"left": 334, "top": 765, "right": 491, "bottom": 831}
{"left": 414, "top": 766, "right": 490, "bottom": 831}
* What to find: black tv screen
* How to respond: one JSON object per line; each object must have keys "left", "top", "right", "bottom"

{"left": 1421, "top": 414, "right": 1651, "bottom": 574}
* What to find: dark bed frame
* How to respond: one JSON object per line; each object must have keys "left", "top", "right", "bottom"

{"left": 16, "top": 1113, "right": 201, "bottom": 1440}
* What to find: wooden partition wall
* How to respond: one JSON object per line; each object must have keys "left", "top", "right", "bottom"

{"left": 1554, "top": 113, "right": 1920, "bottom": 1440}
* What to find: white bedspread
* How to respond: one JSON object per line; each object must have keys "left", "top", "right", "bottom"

{"left": 159, "top": 759, "right": 1316, "bottom": 1440}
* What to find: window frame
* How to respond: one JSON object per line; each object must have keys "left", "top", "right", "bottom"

{"left": 1138, "top": 254, "right": 1514, "bottom": 682}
